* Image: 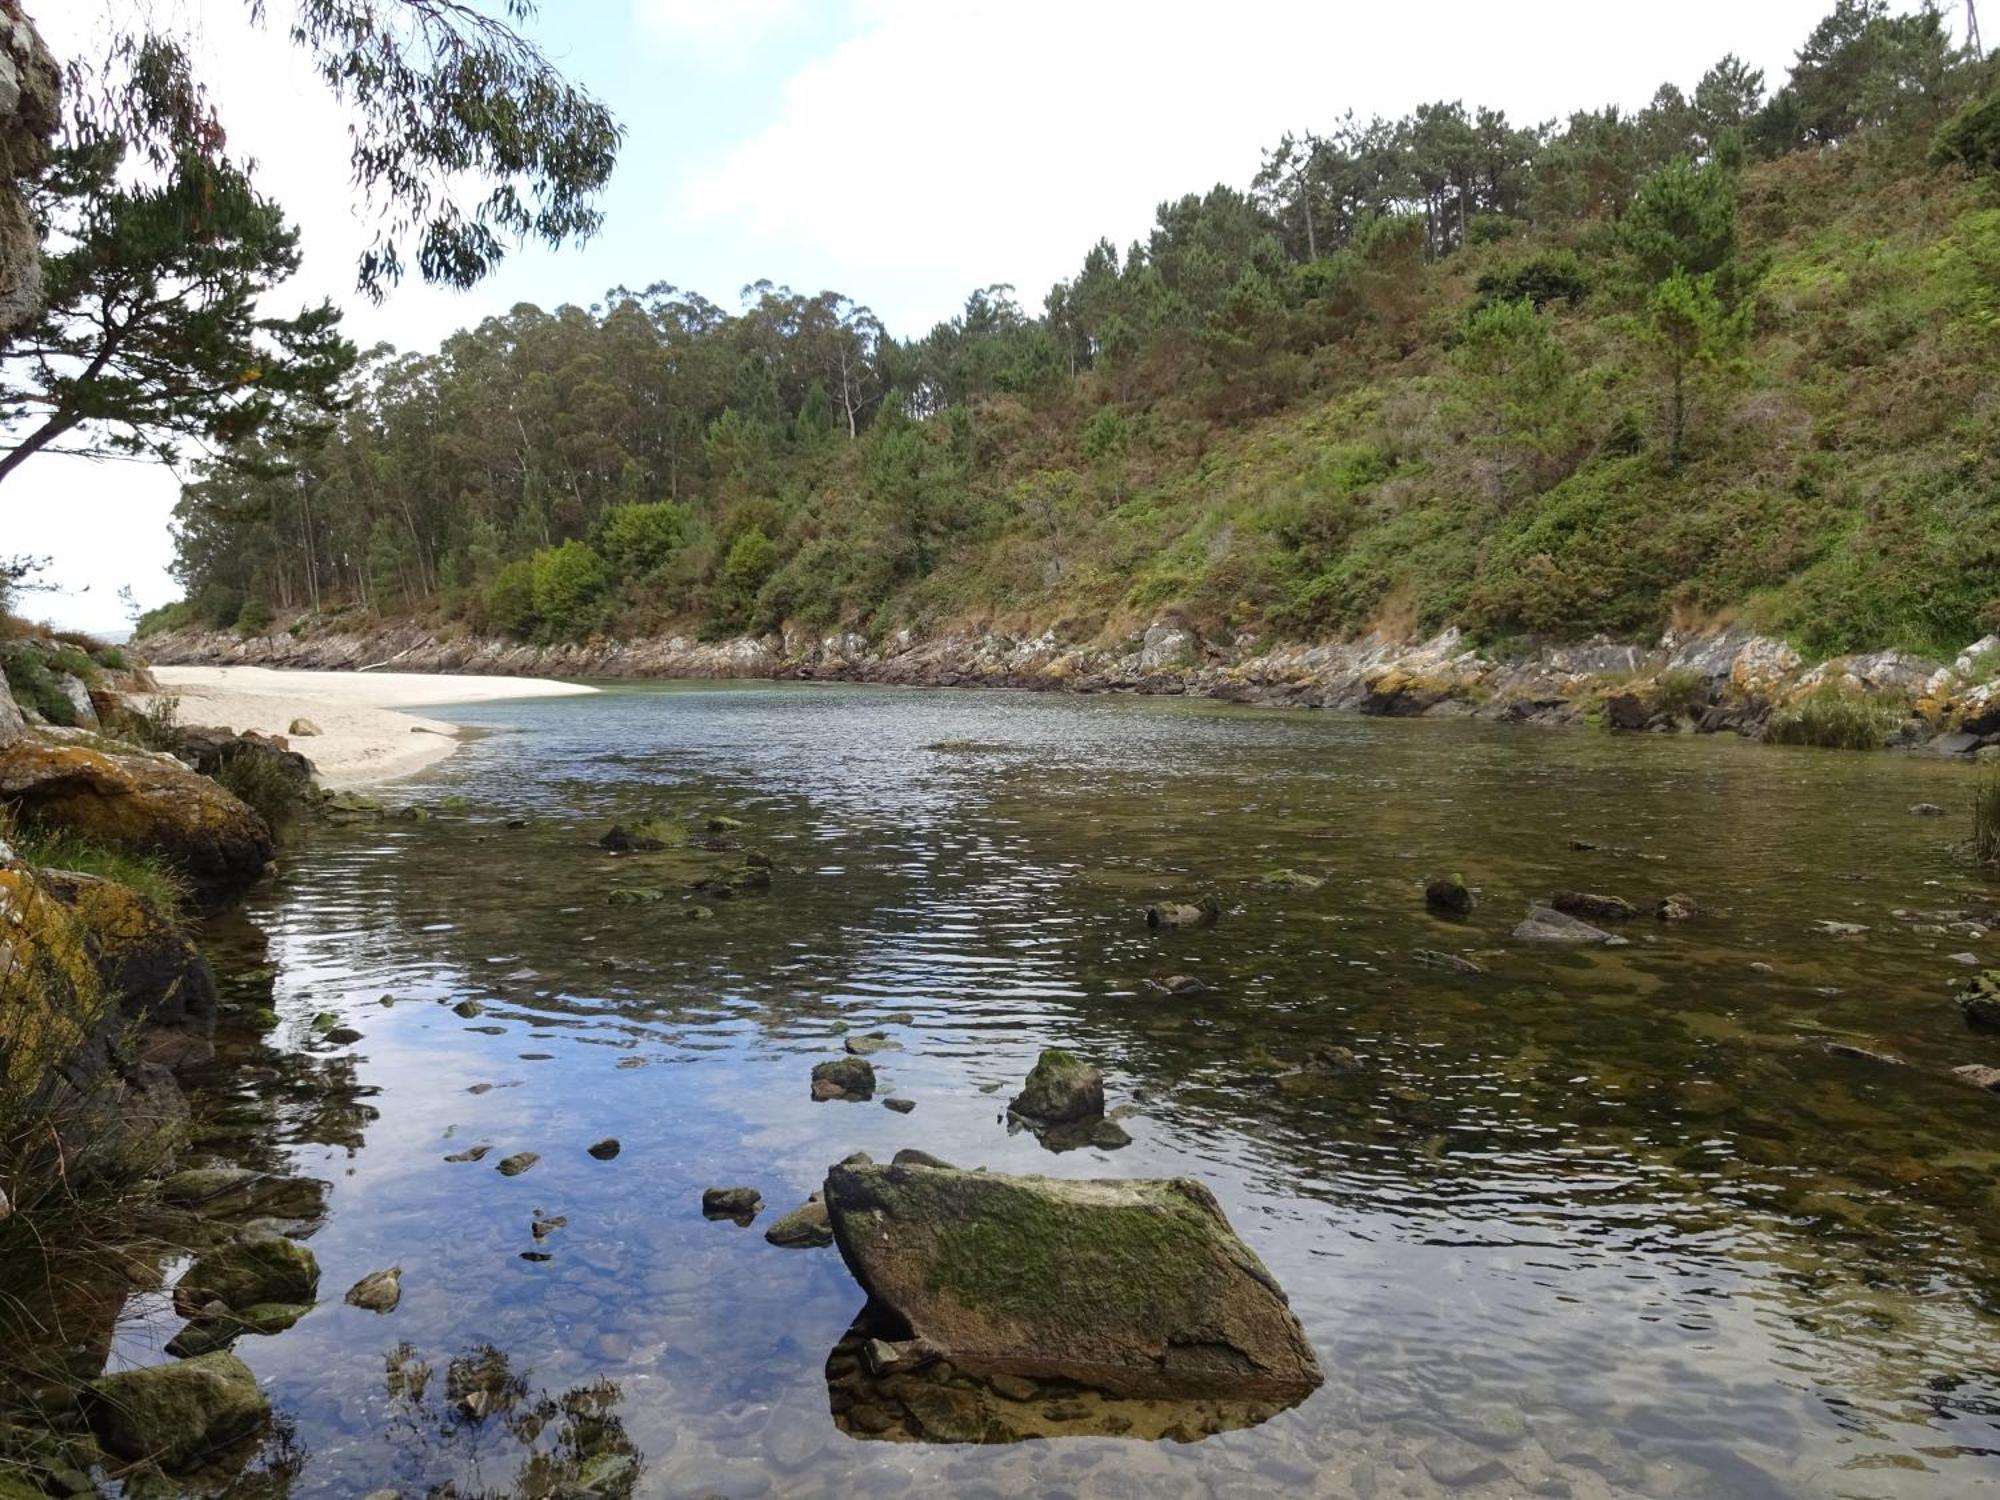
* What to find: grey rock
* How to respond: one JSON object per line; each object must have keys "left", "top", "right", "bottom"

{"left": 1512, "top": 906, "right": 1627, "bottom": 945}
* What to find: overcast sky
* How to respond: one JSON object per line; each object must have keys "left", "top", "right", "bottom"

{"left": 14, "top": 0, "right": 1901, "bottom": 635}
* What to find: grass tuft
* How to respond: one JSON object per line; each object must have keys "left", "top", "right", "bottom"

{"left": 1764, "top": 686, "right": 1900, "bottom": 751}
{"left": 1976, "top": 776, "right": 2000, "bottom": 869}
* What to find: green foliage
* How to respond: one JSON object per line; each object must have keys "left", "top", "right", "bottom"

{"left": 530, "top": 541, "right": 607, "bottom": 638}
{"left": 233, "top": 597, "right": 273, "bottom": 635}
{"left": 1650, "top": 668, "right": 1713, "bottom": 718}
{"left": 1933, "top": 85, "right": 2000, "bottom": 174}
{"left": 0, "top": 643, "right": 79, "bottom": 725}
{"left": 1764, "top": 685, "right": 1899, "bottom": 749}
{"left": 487, "top": 559, "right": 539, "bottom": 639}
{"left": 213, "top": 752, "right": 308, "bottom": 831}
{"left": 598, "top": 501, "right": 690, "bottom": 579}
{"left": 1647, "top": 268, "right": 1752, "bottom": 467}
{"left": 7, "top": 825, "right": 190, "bottom": 921}
{"left": 1474, "top": 251, "right": 1591, "bottom": 309}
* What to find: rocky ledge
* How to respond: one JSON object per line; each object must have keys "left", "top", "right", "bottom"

{"left": 141, "top": 620, "right": 2000, "bottom": 758}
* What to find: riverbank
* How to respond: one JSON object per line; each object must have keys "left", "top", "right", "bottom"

{"left": 140, "top": 620, "right": 2000, "bottom": 760}
{"left": 149, "top": 665, "right": 598, "bottom": 789}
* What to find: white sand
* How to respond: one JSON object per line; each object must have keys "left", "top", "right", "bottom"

{"left": 148, "top": 666, "right": 597, "bottom": 790}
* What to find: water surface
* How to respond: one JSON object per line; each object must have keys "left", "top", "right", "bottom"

{"left": 140, "top": 684, "right": 2000, "bottom": 1497}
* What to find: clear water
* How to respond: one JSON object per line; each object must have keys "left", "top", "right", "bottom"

{"left": 113, "top": 684, "right": 2000, "bottom": 1496}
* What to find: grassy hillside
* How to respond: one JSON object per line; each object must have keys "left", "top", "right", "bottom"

{"left": 143, "top": 8, "right": 2000, "bottom": 666}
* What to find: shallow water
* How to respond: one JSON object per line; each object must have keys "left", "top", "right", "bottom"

{"left": 121, "top": 684, "right": 2000, "bottom": 1496}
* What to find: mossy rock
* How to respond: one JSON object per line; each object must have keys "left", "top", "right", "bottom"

{"left": 1423, "top": 876, "right": 1474, "bottom": 917}
{"left": 172, "top": 1234, "right": 318, "bottom": 1316}
{"left": 812, "top": 1057, "right": 876, "bottom": 1100}
{"left": 1960, "top": 971, "right": 2000, "bottom": 1030}
{"left": 86, "top": 1351, "right": 269, "bottom": 1470}
{"left": 164, "top": 1301, "right": 310, "bottom": 1357}
{"left": 822, "top": 1161, "right": 1321, "bottom": 1402}
{"left": 0, "top": 736, "right": 274, "bottom": 907}
{"left": 34, "top": 868, "right": 216, "bottom": 1029}
{"left": 1009, "top": 1048, "right": 1104, "bottom": 1125}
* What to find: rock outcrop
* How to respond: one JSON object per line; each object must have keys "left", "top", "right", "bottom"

{"left": 822, "top": 1159, "right": 1322, "bottom": 1401}
{"left": 0, "top": 1, "right": 58, "bottom": 340}
{"left": 0, "top": 734, "right": 274, "bottom": 906}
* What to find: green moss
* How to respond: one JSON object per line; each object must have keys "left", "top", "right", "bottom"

{"left": 6, "top": 824, "right": 190, "bottom": 921}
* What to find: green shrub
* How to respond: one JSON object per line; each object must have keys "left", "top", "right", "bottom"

{"left": 133, "top": 598, "right": 200, "bottom": 638}
{"left": 487, "top": 558, "right": 539, "bottom": 638}
{"left": 1650, "top": 668, "right": 1712, "bottom": 718}
{"left": 214, "top": 752, "right": 309, "bottom": 831}
{"left": 234, "top": 597, "right": 274, "bottom": 635}
{"left": 90, "top": 644, "right": 129, "bottom": 672}
{"left": 598, "top": 501, "right": 690, "bottom": 579}
{"left": 1933, "top": 86, "right": 2000, "bottom": 174}
{"left": 530, "top": 540, "right": 607, "bottom": 638}
{"left": 1763, "top": 686, "right": 1899, "bottom": 750}
{"left": 0, "top": 643, "right": 78, "bottom": 725}
{"left": 1474, "top": 250, "right": 1590, "bottom": 309}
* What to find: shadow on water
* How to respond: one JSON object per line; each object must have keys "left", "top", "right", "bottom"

{"left": 14, "top": 682, "right": 2000, "bottom": 1496}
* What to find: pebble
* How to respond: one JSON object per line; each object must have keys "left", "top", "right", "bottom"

{"left": 587, "top": 1137, "right": 622, "bottom": 1159}
{"left": 496, "top": 1152, "right": 539, "bottom": 1177}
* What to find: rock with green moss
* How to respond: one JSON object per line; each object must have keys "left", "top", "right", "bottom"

{"left": 172, "top": 1233, "right": 319, "bottom": 1316}
{"left": 765, "top": 1198, "right": 833, "bottom": 1248}
{"left": 1009, "top": 1048, "right": 1103, "bottom": 1125}
{"left": 86, "top": 1351, "right": 269, "bottom": 1469}
{"left": 163, "top": 1301, "right": 310, "bottom": 1358}
{"left": 1424, "top": 876, "right": 1474, "bottom": 917}
{"left": 811, "top": 1057, "right": 876, "bottom": 1100}
{"left": 1960, "top": 972, "right": 2000, "bottom": 1030}
{"left": 1144, "top": 895, "right": 1220, "bottom": 930}
{"left": 821, "top": 1160, "right": 1321, "bottom": 1401}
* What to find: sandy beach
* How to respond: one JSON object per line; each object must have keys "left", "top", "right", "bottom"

{"left": 149, "top": 665, "right": 597, "bottom": 789}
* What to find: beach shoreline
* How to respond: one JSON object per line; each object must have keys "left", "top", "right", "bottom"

{"left": 149, "top": 665, "right": 597, "bottom": 790}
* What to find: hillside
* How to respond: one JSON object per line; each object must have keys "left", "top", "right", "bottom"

{"left": 141, "top": 6, "right": 2000, "bottom": 670}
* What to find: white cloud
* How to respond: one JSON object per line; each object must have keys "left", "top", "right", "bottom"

{"left": 631, "top": 0, "right": 807, "bottom": 67}
{"left": 683, "top": 0, "right": 1836, "bottom": 334}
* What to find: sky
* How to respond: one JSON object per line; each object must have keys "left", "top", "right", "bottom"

{"left": 9, "top": 0, "right": 1923, "bottom": 636}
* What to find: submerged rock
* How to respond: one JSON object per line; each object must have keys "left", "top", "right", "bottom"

{"left": 1259, "top": 868, "right": 1323, "bottom": 891}
{"left": 703, "top": 1186, "right": 762, "bottom": 1222}
{"left": 87, "top": 1352, "right": 269, "bottom": 1469}
{"left": 811, "top": 1057, "right": 877, "bottom": 1101}
{"left": 1958, "top": 972, "right": 2000, "bottom": 1031}
{"left": 1812, "top": 920, "right": 1870, "bottom": 938}
{"left": 173, "top": 1234, "right": 319, "bottom": 1316}
{"left": 444, "top": 1144, "right": 492, "bottom": 1163}
{"left": 1656, "top": 892, "right": 1701, "bottom": 922}
{"left": 765, "top": 1199, "right": 834, "bottom": 1248}
{"left": 1008, "top": 1048, "right": 1104, "bottom": 1124}
{"left": 844, "top": 1032, "right": 901, "bottom": 1056}
{"left": 1824, "top": 1041, "right": 1903, "bottom": 1066}
{"left": 1952, "top": 1064, "right": 2000, "bottom": 1092}
{"left": 1550, "top": 891, "right": 1639, "bottom": 921}
{"left": 1412, "top": 949, "right": 1485, "bottom": 975}
{"left": 1145, "top": 895, "right": 1220, "bottom": 930}
{"left": 1512, "top": 906, "right": 1627, "bottom": 945}
{"left": 1142, "top": 973, "right": 1211, "bottom": 997}
{"left": 821, "top": 1160, "right": 1322, "bottom": 1400}
{"left": 163, "top": 1301, "right": 309, "bottom": 1357}
{"left": 344, "top": 1267, "right": 402, "bottom": 1313}
{"left": 1424, "top": 876, "right": 1474, "bottom": 918}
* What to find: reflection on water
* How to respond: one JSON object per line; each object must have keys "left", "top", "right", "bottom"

{"left": 92, "top": 684, "right": 2000, "bottom": 1494}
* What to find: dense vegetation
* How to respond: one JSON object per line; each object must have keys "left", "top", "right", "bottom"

{"left": 149, "top": 2, "right": 2000, "bottom": 663}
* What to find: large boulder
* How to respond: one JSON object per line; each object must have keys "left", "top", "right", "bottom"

{"left": 86, "top": 1352, "right": 269, "bottom": 1470}
{"left": 0, "top": 735, "right": 273, "bottom": 906}
{"left": 822, "top": 1160, "right": 1322, "bottom": 1401}
{"left": 170, "top": 724, "right": 316, "bottom": 802}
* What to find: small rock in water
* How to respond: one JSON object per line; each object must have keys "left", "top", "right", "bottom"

{"left": 1656, "top": 892, "right": 1700, "bottom": 922}
{"left": 495, "top": 1152, "right": 539, "bottom": 1177}
{"left": 811, "top": 1057, "right": 877, "bottom": 1101}
{"left": 1305, "top": 1045, "right": 1364, "bottom": 1075}
{"left": 703, "top": 1186, "right": 762, "bottom": 1222}
{"left": 1949, "top": 951, "right": 1982, "bottom": 966}
{"left": 597, "top": 824, "right": 667, "bottom": 852}
{"left": 764, "top": 1199, "right": 833, "bottom": 1248}
{"left": 1424, "top": 876, "right": 1475, "bottom": 917}
{"left": 1910, "top": 803, "right": 1948, "bottom": 817}
{"left": 1958, "top": 971, "right": 2000, "bottom": 1030}
{"left": 883, "top": 1097, "right": 917, "bottom": 1114}
{"left": 1952, "top": 1064, "right": 2000, "bottom": 1092}
{"left": 1551, "top": 890, "right": 1639, "bottom": 921}
{"left": 1009, "top": 1047, "right": 1104, "bottom": 1124}
{"left": 1413, "top": 949, "right": 1484, "bottom": 975}
{"left": 344, "top": 1267, "right": 402, "bottom": 1313}
{"left": 1824, "top": 1042, "right": 1903, "bottom": 1067}
{"left": 1512, "top": 906, "right": 1627, "bottom": 946}
{"left": 587, "top": 1137, "right": 621, "bottom": 1160}
{"left": 531, "top": 1214, "right": 568, "bottom": 1241}
{"left": 452, "top": 999, "right": 486, "bottom": 1019}
{"left": 1812, "top": 920, "right": 1870, "bottom": 938}
{"left": 1143, "top": 973, "right": 1210, "bottom": 997}
{"left": 310, "top": 1012, "right": 339, "bottom": 1034}
{"left": 844, "top": 1032, "right": 901, "bottom": 1056}
{"left": 1260, "top": 868, "right": 1323, "bottom": 891}
{"left": 1145, "top": 895, "right": 1221, "bottom": 930}
{"left": 444, "top": 1144, "right": 492, "bottom": 1163}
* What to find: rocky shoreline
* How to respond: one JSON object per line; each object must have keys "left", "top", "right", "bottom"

{"left": 142, "top": 619, "right": 2000, "bottom": 759}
